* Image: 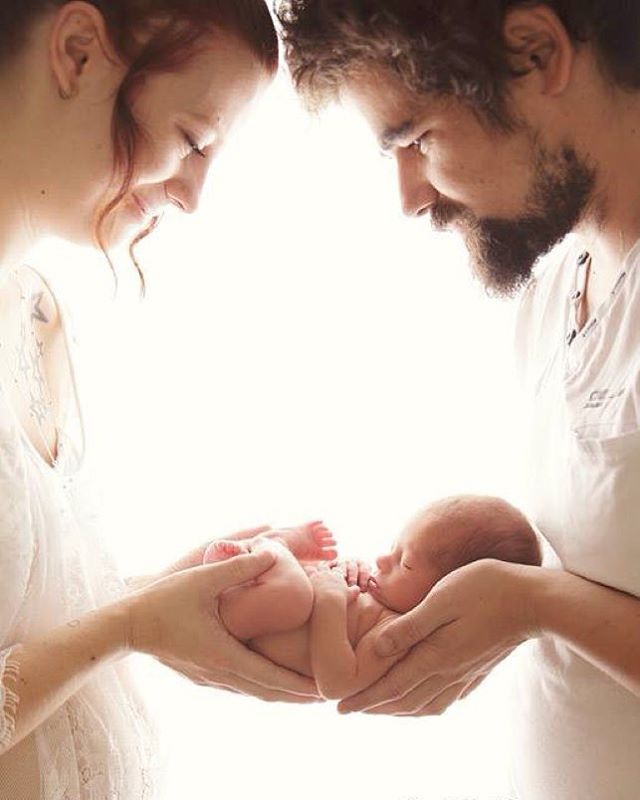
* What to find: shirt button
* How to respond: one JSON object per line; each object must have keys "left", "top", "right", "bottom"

{"left": 577, "top": 251, "right": 590, "bottom": 266}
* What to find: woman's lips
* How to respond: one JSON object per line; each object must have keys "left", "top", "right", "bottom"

{"left": 132, "top": 193, "right": 151, "bottom": 218}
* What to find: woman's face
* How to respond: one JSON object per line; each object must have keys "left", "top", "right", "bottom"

{"left": 30, "top": 10, "right": 270, "bottom": 250}
{"left": 108, "top": 34, "right": 270, "bottom": 247}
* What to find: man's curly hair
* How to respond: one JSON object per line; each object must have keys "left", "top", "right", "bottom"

{"left": 277, "top": 0, "right": 640, "bottom": 128}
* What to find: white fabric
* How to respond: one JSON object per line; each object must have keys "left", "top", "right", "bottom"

{"left": 0, "top": 265, "right": 159, "bottom": 799}
{"left": 510, "top": 237, "right": 640, "bottom": 799}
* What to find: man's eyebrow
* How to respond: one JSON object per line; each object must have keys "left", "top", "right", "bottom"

{"left": 379, "top": 119, "right": 416, "bottom": 152}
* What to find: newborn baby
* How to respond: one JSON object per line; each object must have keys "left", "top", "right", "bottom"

{"left": 204, "top": 496, "right": 541, "bottom": 700}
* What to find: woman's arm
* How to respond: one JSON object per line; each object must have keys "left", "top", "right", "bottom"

{"left": 1, "top": 549, "right": 320, "bottom": 754}
{"left": 0, "top": 603, "right": 128, "bottom": 755}
{"left": 338, "top": 560, "right": 640, "bottom": 715}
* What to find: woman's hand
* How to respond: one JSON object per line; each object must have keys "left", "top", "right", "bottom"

{"left": 124, "top": 547, "right": 321, "bottom": 703}
{"left": 338, "top": 559, "right": 536, "bottom": 716}
{"left": 125, "top": 526, "right": 273, "bottom": 593}
{"left": 308, "top": 563, "right": 361, "bottom": 604}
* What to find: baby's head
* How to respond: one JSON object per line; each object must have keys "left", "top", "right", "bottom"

{"left": 368, "top": 495, "right": 541, "bottom": 612}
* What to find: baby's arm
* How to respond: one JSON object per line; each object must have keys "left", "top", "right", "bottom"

{"left": 309, "top": 569, "right": 407, "bottom": 700}
{"left": 207, "top": 538, "right": 314, "bottom": 642}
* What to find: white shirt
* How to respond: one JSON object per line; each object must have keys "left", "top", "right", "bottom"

{"left": 0, "top": 266, "right": 159, "bottom": 799}
{"left": 510, "top": 238, "right": 640, "bottom": 799}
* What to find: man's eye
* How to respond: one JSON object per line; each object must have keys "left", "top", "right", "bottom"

{"left": 402, "top": 563, "right": 413, "bottom": 571}
{"left": 410, "top": 133, "right": 430, "bottom": 156}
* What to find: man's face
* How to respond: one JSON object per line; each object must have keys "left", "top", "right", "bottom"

{"left": 344, "top": 70, "right": 596, "bottom": 296}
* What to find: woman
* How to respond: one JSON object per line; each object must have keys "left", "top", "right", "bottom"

{"left": 0, "top": 2, "right": 319, "bottom": 797}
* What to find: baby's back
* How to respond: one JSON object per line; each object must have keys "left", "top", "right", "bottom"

{"left": 249, "top": 590, "right": 393, "bottom": 678}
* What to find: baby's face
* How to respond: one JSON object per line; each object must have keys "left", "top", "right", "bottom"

{"left": 367, "top": 522, "right": 443, "bottom": 613}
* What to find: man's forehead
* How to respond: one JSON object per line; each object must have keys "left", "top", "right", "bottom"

{"left": 343, "top": 69, "right": 432, "bottom": 148}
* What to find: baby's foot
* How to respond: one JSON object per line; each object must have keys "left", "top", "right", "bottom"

{"left": 202, "top": 539, "right": 250, "bottom": 564}
{"left": 273, "top": 521, "right": 337, "bottom": 562}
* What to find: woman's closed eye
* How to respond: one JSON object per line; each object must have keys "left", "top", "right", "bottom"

{"left": 181, "top": 130, "right": 207, "bottom": 159}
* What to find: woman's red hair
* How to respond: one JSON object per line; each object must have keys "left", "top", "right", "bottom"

{"left": 0, "top": 1, "right": 279, "bottom": 294}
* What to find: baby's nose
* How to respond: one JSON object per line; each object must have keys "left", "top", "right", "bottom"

{"left": 376, "top": 555, "right": 389, "bottom": 572}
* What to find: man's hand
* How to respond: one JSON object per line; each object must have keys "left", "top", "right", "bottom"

{"left": 338, "top": 559, "right": 537, "bottom": 716}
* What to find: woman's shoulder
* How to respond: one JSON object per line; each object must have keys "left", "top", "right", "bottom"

{"left": 17, "top": 264, "right": 63, "bottom": 337}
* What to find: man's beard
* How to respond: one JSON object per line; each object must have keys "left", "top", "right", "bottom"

{"left": 430, "top": 142, "right": 597, "bottom": 298}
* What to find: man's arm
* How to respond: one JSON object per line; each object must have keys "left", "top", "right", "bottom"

{"left": 534, "top": 567, "right": 640, "bottom": 696}
{"left": 309, "top": 571, "right": 404, "bottom": 700}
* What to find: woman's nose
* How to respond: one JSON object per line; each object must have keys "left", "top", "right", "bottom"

{"left": 396, "top": 150, "right": 438, "bottom": 218}
{"left": 164, "top": 154, "right": 211, "bottom": 214}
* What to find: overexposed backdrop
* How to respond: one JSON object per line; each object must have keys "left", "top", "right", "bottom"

{"left": 32, "top": 70, "right": 529, "bottom": 800}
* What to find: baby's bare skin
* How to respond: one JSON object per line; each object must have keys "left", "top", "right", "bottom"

{"left": 250, "top": 583, "right": 397, "bottom": 677}
{"left": 203, "top": 523, "right": 404, "bottom": 696}
{"left": 204, "top": 498, "right": 541, "bottom": 699}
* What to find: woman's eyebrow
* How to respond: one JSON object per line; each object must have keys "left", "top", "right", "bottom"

{"left": 188, "top": 110, "right": 221, "bottom": 130}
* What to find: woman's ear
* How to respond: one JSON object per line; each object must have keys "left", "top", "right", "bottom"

{"left": 503, "top": 5, "right": 574, "bottom": 96}
{"left": 48, "top": 0, "right": 121, "bottom": 99}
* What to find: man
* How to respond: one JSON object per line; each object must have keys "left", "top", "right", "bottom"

{"left": 277, "top": 2, "right": 640, "bottom": 798}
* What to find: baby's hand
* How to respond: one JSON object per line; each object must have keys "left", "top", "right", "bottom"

{"left": 327, "top": 558, "right": 373, "bottom": 593}
{"left": 308, "top": 563, "right": 361, "bottom": 604}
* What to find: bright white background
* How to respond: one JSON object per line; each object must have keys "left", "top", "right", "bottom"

{"left": 34, "top": 70, "right": 529, "bottom": 800}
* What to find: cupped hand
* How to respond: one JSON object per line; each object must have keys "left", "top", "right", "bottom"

{"left": 338, "top": 559, "right": 537, "bottom": 716}
{"left": 161, "top": 525, "right": 272, "bottom": 577}
{"left": 125, "top": 547, "right": 321, "bottom": 703}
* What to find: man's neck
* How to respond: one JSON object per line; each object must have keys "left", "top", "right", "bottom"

{"left": 573, "top": 92, "right": 640, "bottom": 313}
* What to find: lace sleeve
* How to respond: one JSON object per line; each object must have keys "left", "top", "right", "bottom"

{"left": 0, "top": 398, "right": 36, "bottom": 753}
{"left": 0, "top": 647, "right": 20, "bottom": 751}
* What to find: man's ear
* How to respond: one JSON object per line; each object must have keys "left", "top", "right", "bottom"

{"left": 503, "top": 5, "right": 574, "bottom": 96}
{"left": 49, "top": 0, "right": 121, "bottom": 98}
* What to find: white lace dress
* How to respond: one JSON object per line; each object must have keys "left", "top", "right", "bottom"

{"left": 0, "top": 267, "right": 159, "bottom": 799}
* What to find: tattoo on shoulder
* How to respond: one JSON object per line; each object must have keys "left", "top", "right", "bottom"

{"left": 31, "top": 292, "right": 49, "bottom": 324}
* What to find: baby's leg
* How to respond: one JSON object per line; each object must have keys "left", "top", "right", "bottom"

{"left": 205, "top": 537, "right": 314, "bottom": 641}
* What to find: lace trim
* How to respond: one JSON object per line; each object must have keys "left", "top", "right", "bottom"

{"left": 0, "top": 646, "right": 21, "bottom": 751}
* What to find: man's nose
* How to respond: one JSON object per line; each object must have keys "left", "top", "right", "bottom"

{"left": 396, "top": 150, "right": 438, "bottom": 218}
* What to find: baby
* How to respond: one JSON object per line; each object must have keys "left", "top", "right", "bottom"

{"left": 204, "top": 496, "right": 541, "bottom": 700}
